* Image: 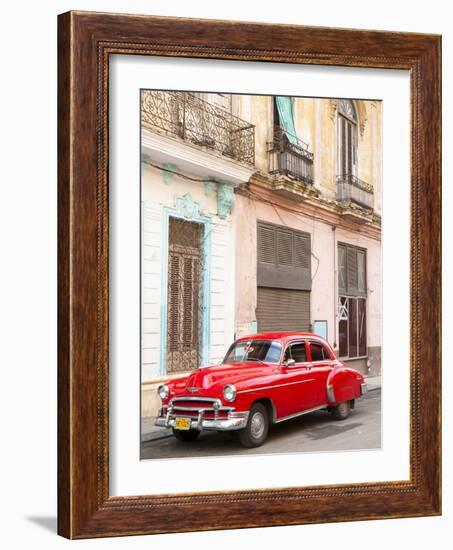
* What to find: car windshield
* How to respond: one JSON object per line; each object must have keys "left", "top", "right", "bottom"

{"left": 224, "top": 339, "right": 282, "bottom": 364}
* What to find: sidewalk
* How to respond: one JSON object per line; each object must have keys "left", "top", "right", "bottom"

{"left": 141, "top": 415, "right": 172, "bottom": 443}
{"left": 365, "top": 374, "right": 381, "bottom": 392}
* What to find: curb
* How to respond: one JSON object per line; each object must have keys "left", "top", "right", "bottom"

{"left": 141, "top": 430, "right": 173, "bottom": 443}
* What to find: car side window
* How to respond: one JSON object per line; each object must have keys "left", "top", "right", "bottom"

{"left": 310, "top": 342, "right": 330, "bottom": 362}
{"left": 284, "top": 346, "right": 291, "bottom": 362}
{"left": 285, "top": 342, "right": 307, "bottom": 363}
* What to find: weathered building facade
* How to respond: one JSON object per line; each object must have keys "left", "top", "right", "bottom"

{"left": 141, "top": 90, "right": 382, "bottom": 418}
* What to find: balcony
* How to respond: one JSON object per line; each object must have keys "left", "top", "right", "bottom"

{"left": 268, "top": 126, "right": 314, "bottom": 185}
{"left": 336, "top": 174, "right": 374, "bottom": 210}
{"left": 141, "top": 91, "right": 255, "bottom": 165}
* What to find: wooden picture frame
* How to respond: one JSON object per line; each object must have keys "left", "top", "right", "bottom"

{"left": 58, "top": 11, "right": 441, "bottom": 538}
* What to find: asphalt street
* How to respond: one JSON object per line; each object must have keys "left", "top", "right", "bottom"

{"left": 140, "top": 389, "right": 381, "bottom": 460}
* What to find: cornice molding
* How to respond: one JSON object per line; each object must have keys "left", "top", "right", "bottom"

{"left": 242, "top": 174, "right": 381, "bottom": 241}
{"left": 142, "top": 127, "right": 255, "bottom": 186}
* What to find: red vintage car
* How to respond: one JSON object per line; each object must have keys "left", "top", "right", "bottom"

{"left": 155, "top": 332, "right": 368, "bottom": 447}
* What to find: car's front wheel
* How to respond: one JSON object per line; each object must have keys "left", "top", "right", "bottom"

{"left": 331, "top": 400, "right": 351, "bottom": 420}
{"left": 172, "top": 428, "right": 200, "bottom": 442}
{"left": 238, "top": 403, "right": 269, "bottom": 448}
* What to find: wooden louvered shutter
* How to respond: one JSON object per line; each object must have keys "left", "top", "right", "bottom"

{"left": 257, "top": 224, "right": 276, "bottom": 264}
{"left": 346, "top": 246, "right": 358, "bottom": 295}
{"left": 294, "top": 232, "right": 310, "bottom": 269}
{"left": 339, "top": 115, "right": 358, "bottom": 176}
{"left": 338, "top": 244, "right": 347, "bottom": 294}
{"left": 182, "top": 256, "right": 199, "bottom": 350}
{"left": 257, "top": 221, "right": 311, "bottom": 291}
{"left": 357, "top": 250, "right": 366, "bottom": 294}
{"left": 168, "top": 254, "right": 200, "bottom": 354}
{"left": 347, "top": 121, "right": 352, "bottom": 174}
{"left": 338, "top": 243, "right": 366, "bottom": 297}
{"left": 341, "top": 117, "right": 346, "bottom": 175}
{"left": 167, "top": 254, "right": 180, "bottom": 353}
{"left": 276, "top": 229, "right": 293, "bottom": 266}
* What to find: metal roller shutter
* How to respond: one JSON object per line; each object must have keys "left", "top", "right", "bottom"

{"left": 257, "top": 287, "right": 311, "bottom": 333}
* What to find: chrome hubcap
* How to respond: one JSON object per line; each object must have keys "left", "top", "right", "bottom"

{"left": 250, "top": 411, "right": 265, "bottom": 439}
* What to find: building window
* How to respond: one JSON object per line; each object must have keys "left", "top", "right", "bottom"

{"left": 256, "top": 221, "right": 312, "bottom": 333}
{"left": 337, "top": 99, "right": 358, "bottom": 176}
{"left": 257, "top": 222, "right": 311, "bottom": 289}
{"left": 338, "top": 243, "right": 367, "bottom": 359}
{"left": 338, "top": 242, "right": 366, "bottom": 296}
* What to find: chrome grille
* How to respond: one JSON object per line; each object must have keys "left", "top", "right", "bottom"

{"left": 163, "top": 396, "right": 233, "bottom": 421}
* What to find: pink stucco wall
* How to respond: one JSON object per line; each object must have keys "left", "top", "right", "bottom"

{"left": 234, "top": 194, "right": 382, "bottom": 357}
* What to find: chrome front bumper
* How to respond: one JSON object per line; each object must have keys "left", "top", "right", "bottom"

{"left": 155, "top": 413, "right": 249, "bottom": 431}
{"left": 155, "top": 396, "right": 249, "bottom": 432}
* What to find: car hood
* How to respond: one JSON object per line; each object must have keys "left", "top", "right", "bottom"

{"left": 172, "top": 362, "right": 273, "bottom": 393}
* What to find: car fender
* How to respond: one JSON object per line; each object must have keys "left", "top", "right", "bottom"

{"left": 326, "top": 364, "right": 364, "bottom": 405}
{"left": 233, "top": 386, "right": 278, "bottom": 419}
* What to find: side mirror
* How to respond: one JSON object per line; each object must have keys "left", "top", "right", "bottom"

{"left": 284, "top": 359, "right": 295, "bottom": 367}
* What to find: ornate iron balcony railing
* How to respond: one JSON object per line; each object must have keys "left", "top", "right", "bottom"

{"left": 336, "top": 174, "right": 374, "bottom": 210}
{"left": 268, "top": 126, "right": 314, "bottom": 185}
{"left": 141, "top": 91, "right": 255, "bottom": 165}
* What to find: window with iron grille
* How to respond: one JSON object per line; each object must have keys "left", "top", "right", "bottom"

{"left": 338, "top": 242, "right": 367, "bottom": 359}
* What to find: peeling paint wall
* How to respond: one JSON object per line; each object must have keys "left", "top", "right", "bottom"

{"left": 141, "top": 92, "right": 382, "bottom": 387}
{"left": 141, "top": 162, "right": 236, "bottom": 382}
{"left": 246, "top": 95, "right": 382, "bottom": 209}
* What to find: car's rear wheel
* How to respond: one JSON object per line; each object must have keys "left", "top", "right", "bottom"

{"left": 331, "top": 400, "right": 351, "bottom": 420}
{"left": 238, "top": 403, "right": 269, "bottom": 448}
{"left": 172, "top": 428, "right": 200, "bottom": 442}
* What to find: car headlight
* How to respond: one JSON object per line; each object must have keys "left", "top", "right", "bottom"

{"left": 223, "top": 384, "right": 237, "bottom": 402}
{"left": 158, "top": 384, "right": 169, "bottom": 400}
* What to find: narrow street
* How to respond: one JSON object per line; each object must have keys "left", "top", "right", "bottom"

{"left": 140, "top": 389, "right": 381, "bottom": 460}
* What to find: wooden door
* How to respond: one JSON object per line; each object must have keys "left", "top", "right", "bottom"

{"left": 166, "top": 218, "right": 203, "bottom": 373}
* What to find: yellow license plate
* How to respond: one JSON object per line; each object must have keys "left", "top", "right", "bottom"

{"left": 175, "top": 417, "right": 191, "bottom": 430}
